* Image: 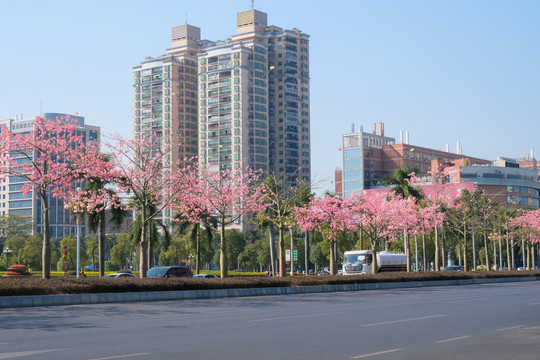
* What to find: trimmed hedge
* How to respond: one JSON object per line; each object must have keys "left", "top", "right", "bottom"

{"left": 1, "top": 270, "right": 540, "bottom": 297}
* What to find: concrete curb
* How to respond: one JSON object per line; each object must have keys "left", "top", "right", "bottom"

{"left": 1, "top": 276, "right": 539, "bottom": 309}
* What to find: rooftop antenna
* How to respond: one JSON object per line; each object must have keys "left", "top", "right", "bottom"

{"left": 185, "top": 13, "right": 187, "bottom": 25}
{"left": 251, "top": 0, "right": 254, "bottom": 10}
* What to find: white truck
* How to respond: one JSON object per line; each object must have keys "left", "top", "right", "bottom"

{"left": 342, "top": 250, "right": 407, "bottom": 275}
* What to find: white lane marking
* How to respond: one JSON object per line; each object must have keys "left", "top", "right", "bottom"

{"left": 0, "top": 349, "right": 64, "bottom": 359}
{"left": 443, "top": 297, "right": 488, "bottom": 304}
{"left": 362, "top": 314, "right": 447, "bottom": 327}
{"left": 436, "top": 335, "right": 471, "bottom": 343}
{"left": 351, "top": 348, "right": 403, "bottom": 359}
{"left": 89, "top": 353, "right": 149, "bottom": 360}
{"left": 528, "top": 302, "right": 540, "bottom": 306}
{"left": 497, "top": 326, "right": 523, "bottom": 331}
{"left": 249, "top": 311, "right": 345, "bottom": 323}
{"left": 151, "top": 309, "right": 256, "bottom": 318}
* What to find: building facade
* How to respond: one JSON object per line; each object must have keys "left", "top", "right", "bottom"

{"left": 337, "top": 123, "right": 491, "bottom": 198}
{"left": 434, "top": 157, "right": 540, "bottom": 209}
{"left": 133, "top": 9, "right": 310, "bottom": 185}
{"left": 0, "top": 113, "right": 100, "bottom": 238}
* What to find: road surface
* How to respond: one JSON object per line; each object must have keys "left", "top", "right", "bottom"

{"left": 1, "top": 281, "right": 540, "bottom": 359}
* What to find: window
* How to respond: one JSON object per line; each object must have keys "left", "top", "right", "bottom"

{"left": 344, "top": 149, "right": 362, "bottom": 159}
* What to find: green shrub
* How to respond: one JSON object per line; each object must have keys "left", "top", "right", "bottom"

{"left": 1, "top": 270, "right": 540, "bottom": 296}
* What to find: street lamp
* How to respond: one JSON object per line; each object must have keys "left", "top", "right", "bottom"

{"left": 3, "top": 247, "right": 12, "bottom": 268}
{"left": 65, "top": 188, "right": 87, "bottom": 278}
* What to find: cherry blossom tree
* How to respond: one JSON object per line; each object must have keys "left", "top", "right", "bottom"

{"left": 0, "top": 115, "right": 96, "bottom": 278}
{"left": 296, "top": 195, "right": 358, "bottom": 275}
{"left": 174, "top": 166, "right": 267, "bottom": 278}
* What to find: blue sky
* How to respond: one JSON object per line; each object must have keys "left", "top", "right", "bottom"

{"left": 1, "top": 0, "right": 538, "bottom": 194}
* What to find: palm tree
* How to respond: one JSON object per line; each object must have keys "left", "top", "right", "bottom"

{"left": 382, "top": 166, "right": 423, "bottom": 203}
{"left": 256, "top": 174, "right": 312, "bottom": 277}
{"left": 173, "top": 211, "right": 216, "bottom": 274}
{"left": 127, "top": 198, "right": 170, "bottom": 270}
{"left": 383, "top": 166, "right": 423, "bottom": 270}
{"left": 85, "top": 178, "right": 127, "bottom": 277}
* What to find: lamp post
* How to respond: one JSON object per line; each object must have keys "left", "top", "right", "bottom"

{"left": 3, "top": 247, "right": 12, "bottom": 268}
{"left": 65, "top": 187, "right": 87, "bottom": 278}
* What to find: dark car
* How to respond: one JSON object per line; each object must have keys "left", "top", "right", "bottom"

{"left": 146, "top": 266, "right": 193, "bottom": 278}
{"left": 193, "top": 274, "right": 219, "bottom": 279}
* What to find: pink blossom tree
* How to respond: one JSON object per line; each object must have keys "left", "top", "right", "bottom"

{"left": 0, "top": 115, "right": 96, "bottom": 278}
{"left": 174, "top": 166, "right": 267, "bottom": 278}
{"left": 421, "top": 167, "right": 468, "bottom": 270}
{"left": 510, "top": 209, "right": 540, "bottom": 270}
{"left": 413, "top": 205, "right": 444, "bottom": 271}
{"left": 296, "top": 195, "right": 358, "bottom": 275}
{"left": 351, "top": 191, "right": 413, "bottom": 274}
{"left": 103, "top": 134, "right": 191, "bottom": 277}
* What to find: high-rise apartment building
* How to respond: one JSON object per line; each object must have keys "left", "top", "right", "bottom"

{"left": 0, "top": 113, "right": 100, "bottom": 238}
{"left": 133, "top": 9, "right": 310, "bottom": 184}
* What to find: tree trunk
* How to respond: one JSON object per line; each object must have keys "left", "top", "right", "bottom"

{"left": 220, "top": 221, "right": 228, "bottom": 278}
{"left": 434, "top": 227, "right": 440, "bottom": 271}
{"left": 195, "top": 226, "right": 200, "bottom": 275}
{"left": 371, "top": 241, "right": 378, "bottom": 274}
{"left": 527, "top": 242, "right": 531, "bottom": 270}
{"left": 472, "top": 230, "right": 477, "bottom": 270}
{"left": 139, "top": 227, "right": 147, "bottom": 277}
{"left": 289, "top": 227, "right": 294, "bottom": 276}
{"left": 522, "top": 238, "right": 526, "bottom": 269}
{"left": 268, "top": 223, "right": 276, "bottom": 276}
{"left": 139, "top": 205, "right": 148, "bottom": 278}
{"left": 484, "top": 233, "right": 490, "bottom": 271}
{"left": 422, "top": 233, "right": 426, "bottom": 271}
{"left": 304, "top": 231, "right": 310, "bottom": 275}
{"left": 329, "top": 240, "right": 337, "bottom": 275}
{"left": 278, "top": 225, "right": 285, "bottom": 277}
{"left": 41, "top": 190, "right": 51, "bottom": 279}
{"left": 441, "top": 232, "right": 446, "bottom": 269}
{"left": 147, "top": 226, "right": 153, "bottom": 272}
{"left": 510, "top": 239, "right": 516, "bottom": 270}
{"left": 506, "top": 234, "right": 513, "bottom": 270}
{"left": 98, "top": 212, "right": 106, "bottom": 277}
{"left": 499, "top": 237, "right": 503, "bottom": 270}
{"left": 460, "top": 226, "right": 466, "bottom": 270}
{"left": 404, "top": 229, "right": 410, "bottom": 272}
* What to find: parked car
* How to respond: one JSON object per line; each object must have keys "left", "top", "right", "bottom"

{"left": 443, "top": 265, "right": 464, "bottom": 271}
{"left": 146, "top": 266, "right": 193, "bottom": 278}
{"left": 103, "top": 273, "right": 137, "bottom": 278}
{"left": 193, "top": 274, "right": 218, "bottom": 279}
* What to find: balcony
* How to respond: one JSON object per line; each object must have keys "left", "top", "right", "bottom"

{"left": 285, "top": 119, "right": 299, "bottom": 127}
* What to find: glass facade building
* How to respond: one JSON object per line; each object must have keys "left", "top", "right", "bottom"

{"left": 0, "top": 113, "right": 100, "bottom": 238}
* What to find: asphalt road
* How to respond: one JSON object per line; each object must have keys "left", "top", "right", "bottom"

{"left": 1, "top": 281, "right": 540, "bottom": 360}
